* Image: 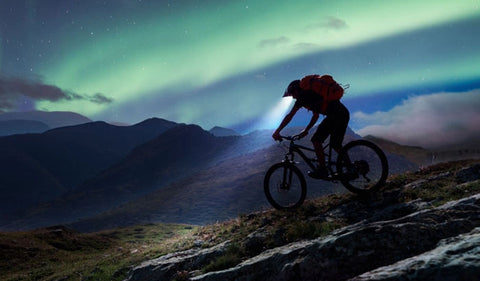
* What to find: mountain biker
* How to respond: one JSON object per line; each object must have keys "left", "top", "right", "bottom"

{"left": 272, "top": 76, "right": 350, "bottom": 179}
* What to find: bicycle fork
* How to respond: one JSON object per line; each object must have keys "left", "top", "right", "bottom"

{"left": 281, "top": 153, "right": 295, "bottom": 190}
{"left": 281, "top": 165, "right": 293, "bottom": 190}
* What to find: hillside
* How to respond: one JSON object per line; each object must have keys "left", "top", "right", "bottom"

{"left": 68, "top": 132, "right": 415, "bottom": 232}
{"left": 67, "top": 145, "right": 341, "bottom": 232}
{"left": 365, "top": 135, "right": 480, "bottom": 166}
{"left": 1, "top": 159, "right": 479, "bottom": 281}
{"left": 364, "top": 135, "right": 432, "bottom": 165}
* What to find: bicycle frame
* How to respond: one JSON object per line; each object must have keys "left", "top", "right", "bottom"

{"left": 282, "top": 137, "right": 338, "bottom": 176}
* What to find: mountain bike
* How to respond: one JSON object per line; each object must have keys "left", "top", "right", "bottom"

{"left": 264, "top": 135, "right": 389, "bottom": 210}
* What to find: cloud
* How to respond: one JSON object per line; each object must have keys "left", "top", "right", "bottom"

{"left": 354, "top": 89, "right": 480, "bottom": 148}
{"left": 0, "top": 76, "right": 113, "bottom": 112}
{"left": 323, "top": 16, "right": 348, "bottom": 30}
{"left": 88, "top": 93, "right": 114, "bottom": 104}
{"left": 257, "top": 17, "right": 347, "bottom": 50}
{"left": 293, "top": 42, "right": 319, "bottom": 50}
{"left": 258, "top": 36, "right": 291, "bottom": 48}
{"left": 305, "top": 16, "right": 348, "bottom": 31}
{"left": 258, "top": 36, "right": 319, "bottom": 51}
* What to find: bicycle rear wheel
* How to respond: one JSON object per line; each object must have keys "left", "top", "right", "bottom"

{"left": 337, "top": 140, "right": 388, "bottom": 194}
{"left": 264, "top": 162, "right": 306, "bottom": 210}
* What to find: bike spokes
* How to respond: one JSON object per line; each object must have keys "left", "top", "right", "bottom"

{"left": 337, "top": 140, "right": 388, "bottom": 194}
{"left": 264, "top": 163, "right": 306, "bottom": 210}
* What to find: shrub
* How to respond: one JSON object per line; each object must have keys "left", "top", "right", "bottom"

{"left": 202, "top": 244, "right": 243, "bottom": 273}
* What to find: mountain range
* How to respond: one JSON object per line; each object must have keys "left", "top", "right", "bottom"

{"left": 0, "top": 110, "right": 91, "bottom": 132}
{"left": 0, "top": 119, "right": 50, "bottom": 136}
{"left": 0, "top": 114, "right": 421, "bottom": 232}
{"left": 2, "top": 111, "right": 475, "bottom": 232}
{"left": 0, "top": 117, "right": 177, "bottom": 216}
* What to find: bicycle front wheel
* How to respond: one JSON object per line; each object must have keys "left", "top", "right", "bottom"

{"left": 337, "top": 140, "right": 389, "bottom": 194}
{"left": 264, "top": 162, "right": 306, "bottom": 210}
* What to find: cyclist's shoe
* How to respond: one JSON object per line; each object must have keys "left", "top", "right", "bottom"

{"left": 308, "top": 167, "right": 329, "bottom": 179}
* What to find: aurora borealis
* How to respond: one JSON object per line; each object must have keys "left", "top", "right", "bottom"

{"left": 1, "top": 0, "right": 480, "bottom": 147}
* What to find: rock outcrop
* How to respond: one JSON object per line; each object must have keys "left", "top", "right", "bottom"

{"left": 354, "top": 227, "right": 480, "bottom": 281}
{"left": 127, "top": 241, "right": 231, "bottom": 281}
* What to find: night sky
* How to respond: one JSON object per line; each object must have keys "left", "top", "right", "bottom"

{"left": 1, "top": 0, "right": 479, "bottom": 147}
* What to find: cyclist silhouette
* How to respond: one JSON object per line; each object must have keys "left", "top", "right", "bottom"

{"left": 272, "top": 76, "right": 350, "bottom": 179}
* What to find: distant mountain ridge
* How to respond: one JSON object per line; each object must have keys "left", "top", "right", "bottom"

{"left": 209, "top": 126, "right": 240, "bottom": 137}
{"left": 0, "top": 119, "right": 50, "bottom": 136}
{"left": 0, "top": 110, "right": 92, "bottom": 129}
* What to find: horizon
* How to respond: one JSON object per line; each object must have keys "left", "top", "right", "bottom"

{"left": 1, "top": 0, "right": 479, "bottom": 148}
{"left": 1, "top": 109, "right": 479, "bottom": 151}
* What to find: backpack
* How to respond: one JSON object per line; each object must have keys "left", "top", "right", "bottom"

{"left": 299, "top": 74, "right": 344, "bottom": 102}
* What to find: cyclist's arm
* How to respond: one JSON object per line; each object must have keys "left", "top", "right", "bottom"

{"left": 299, "top": 112, "right": 319, "bottom": 137}
{"left": 273, "top": 104, "right": 301, "bottom": 138}
{"left": 304, "top": 113, "right": 319, "bottom": 132}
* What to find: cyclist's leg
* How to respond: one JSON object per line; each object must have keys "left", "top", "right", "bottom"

{"left": 329, "top": 103, "right": 354, "bottom": 177}
{"left": 329, "top": 102, "right": 350, "bottom": 152}
{"left": 330, "top": 120, "right": 348, "bottom": 152}
{"left": 313, "top": 141, "right": 325, "bottom": 166}
{"left": 311, "top": 117, "right": 332, "bottom": 167}
{"left": 308, "top": 120, "right": 333, "bottom": 179}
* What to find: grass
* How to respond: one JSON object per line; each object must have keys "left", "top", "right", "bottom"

{"left": 385, "top": 159, "right": 480, "bottom": 206}
{"left": 202, "top": 244, "right": 244, "bottom": 273}
{"left": 0, "top": 224, "right": 198, "bottom": 281}
{"left": 1, "top": 159, "right": 479, "bottom": 280}
{"left": 401, "top": 176, "right": 480, "bottom": 206}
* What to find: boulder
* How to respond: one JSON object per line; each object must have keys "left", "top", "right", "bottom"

{"left": 126, "top": 241, "right": 231, "bottom": 281}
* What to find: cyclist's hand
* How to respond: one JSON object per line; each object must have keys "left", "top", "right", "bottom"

{"left": 298, "top": 129, "right": 309, "bottom": 139}
{"left": 272, "top": 131, "right": 282, "bottom": 141}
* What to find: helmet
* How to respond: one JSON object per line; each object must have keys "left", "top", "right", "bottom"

{"left": 283, "top": 80, "right": 300, "bottom": 97}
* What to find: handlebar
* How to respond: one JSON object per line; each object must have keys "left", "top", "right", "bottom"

{"left": 277, "top": 135, "right": 302, "bottom": 142}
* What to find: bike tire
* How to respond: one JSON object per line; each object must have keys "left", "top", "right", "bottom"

{"left": 264, "top": 162, "right": 307, "bottom": 210}
{"left": 337, "top": 140, "right": 389, "bottom": 195}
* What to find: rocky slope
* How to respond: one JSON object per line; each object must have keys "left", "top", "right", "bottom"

{"left": 126, "top": 160, "right": 480, "bottom": 281}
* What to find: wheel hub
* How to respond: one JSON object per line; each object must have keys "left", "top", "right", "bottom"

{"left": 354, "top": 160, "right": 370, "bottom": 175}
